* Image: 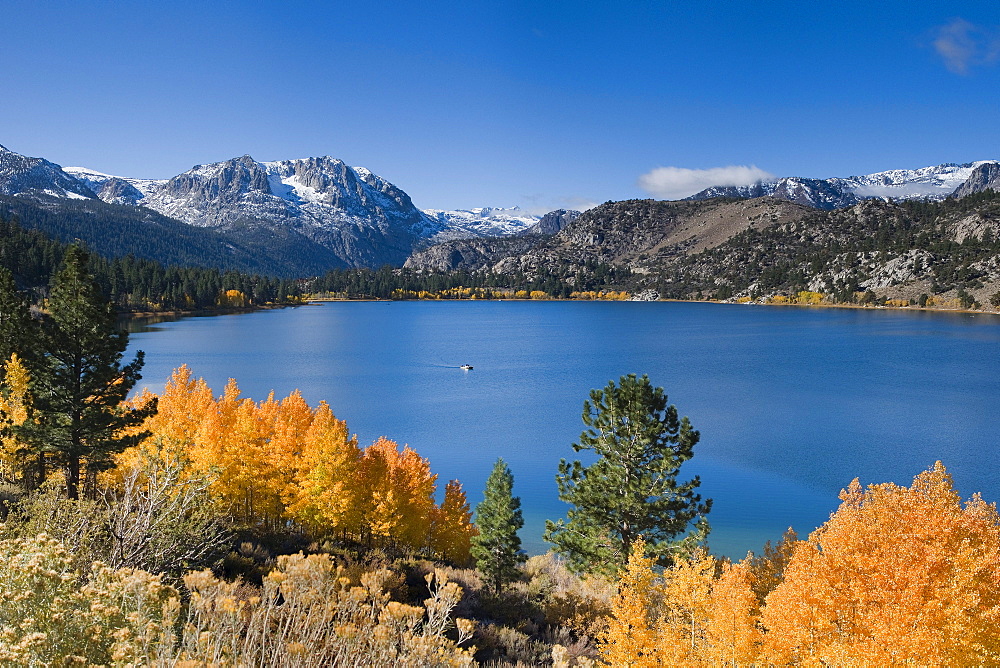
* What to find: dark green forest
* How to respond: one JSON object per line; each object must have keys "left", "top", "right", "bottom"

{"left": 0, "top": 217, "right": 302, "bottom": 311}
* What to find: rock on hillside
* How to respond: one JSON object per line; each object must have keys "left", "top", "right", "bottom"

{"left": 953, "top": 163, "right": 1000, "bottom": 198}
{"left": 403, "top": 235, "right": 545, "bottom": 272}
{"left": 521, "top": 209, "right": 580, "bottom": 235}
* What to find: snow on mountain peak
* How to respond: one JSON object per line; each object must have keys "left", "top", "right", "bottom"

{"left": 688, "top": 160, "right": 1000, "bottom": 209}
{"left": 422, "top": 206, "right": 540, "bottom": 239}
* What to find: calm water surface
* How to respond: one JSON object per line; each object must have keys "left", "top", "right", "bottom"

{"left": 126, "top": 302, "right": 1000, "bottom": 557}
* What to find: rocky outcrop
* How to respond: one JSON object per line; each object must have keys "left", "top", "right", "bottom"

{"left": 403, "top": 235, "right": 544, "bottom": 272}
{"left": 96, "top": 178, "right": 144, "bottom": 206}
{"left": 953, "top": 163, "right": 1000, "bottom": 198}
{"left": 521, "top": 209, "right": 580, "bottom": 235}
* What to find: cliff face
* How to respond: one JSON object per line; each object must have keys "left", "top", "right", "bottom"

{"left": 521, "top": 209, "right": 580, "bottom": 235}
{"left": 0, "top": 144, "right": 97, "bottom": 199}
{"left": 953, "top": 163, "right": 1000, "bottom": 198}
{"left": 403, "top": 235, "right": 544, "bottom": 272}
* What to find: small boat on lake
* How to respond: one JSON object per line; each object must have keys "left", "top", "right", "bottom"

{"left": 460, "top": 364, "right": 473, "bottom": 370}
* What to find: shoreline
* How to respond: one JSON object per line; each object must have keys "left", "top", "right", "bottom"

{"left": 306, "top": 295, "right": 1000, "bottom": 317}
{"left": 121, "top": 302, "right": 300, "bottom": 320}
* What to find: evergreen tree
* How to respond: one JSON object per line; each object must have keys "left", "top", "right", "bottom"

{"left": 16, "top": 247, "right": 156, "bottom": 499}
{"left": 0, "top": 266, "right": 33, "bottom": 379}
{"left": 471, "top": 458, "right": 526, "bottom": 595}
{"left": 544, "top": 374, "right": 711, "bottom": 576}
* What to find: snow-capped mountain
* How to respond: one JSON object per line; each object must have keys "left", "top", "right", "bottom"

{"left": 0, "top": 144, "right": 558, "bottom": 269}
{"left": 0, "top": 144, "right": 97, "bottom": 199}
{"left": 952, "top": 162, "right": 1000, "bottom": 198}
{"left": 423, "top": 206, "right": 540, "bottom": 240}
{"left": 62, "top": 166, "right": 163, "bottom": 205}
{"left": 687, "top": 161, "right": 1000, "bottom": 210}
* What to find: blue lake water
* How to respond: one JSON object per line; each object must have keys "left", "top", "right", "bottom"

{"left": 126, "top": 301, "right": 1000, "bottom": 558}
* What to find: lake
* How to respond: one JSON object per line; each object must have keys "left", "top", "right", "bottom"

{"left": 126, "top": 301, "right": 1000, "bottom": 558}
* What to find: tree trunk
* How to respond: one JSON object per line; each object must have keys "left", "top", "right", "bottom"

{"left": 65, "top": 457, "right": 80, "bottom": 500}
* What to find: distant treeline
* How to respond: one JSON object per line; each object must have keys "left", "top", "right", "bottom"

{"left": 0, "top": 217, "right": 302, "bottom": 311}
{"left": 311, "top": 260, "right": 633, "bottom": 299}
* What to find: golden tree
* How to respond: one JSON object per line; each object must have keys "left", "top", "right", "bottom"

{"left": 128, "top": 367, "right": 473, "bottom": 558}
{"left": 704, "top": 559, "right": 760, "bottom": 666}
{"left": 599, "top": 539, "right": 661, "bottom": 668}
{"left": 430, "top": 479, "right": 476, "bottom": 565}
{"left": 761, "top": 462, "right": 1000, "bottom": 665}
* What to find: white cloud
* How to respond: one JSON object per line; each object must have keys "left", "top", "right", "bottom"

{"left": 637, "top": 165, "right": 775, "bottom": 200}
{"left": 933, "top": 18, "right": 1000, "bottom": 75}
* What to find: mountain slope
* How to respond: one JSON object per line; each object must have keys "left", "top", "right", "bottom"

{"left": 0, "top": 194, "right": 340, "bottom": 276}
{"left": 0, "top": 144, "right": 97, "bottom": 199}
{"left": 423, "top": 206, "right": 540, "bottom": 240}
{"left": 687, "top": 161, "right": 999, "bottom": 210}
{"left": 953, "top": 163, "right": 1000, "bottom": 198}
{"left": 487, "top": 197, "right": 814, "bottom": 276}
{"left": 2, "top": 146, "right": 455, "bottom": 272}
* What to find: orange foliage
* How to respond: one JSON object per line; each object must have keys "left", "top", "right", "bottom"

{"left": 125, "top": 366, "right": 474, "bottom": 558}
{"left": 761, "top": 461, "right": 1000, "bottom": 665}
{"left": 705, "top": 560, "right": 760, "bottom": 666}
{"left": 600, "top": 462, "right": 1000, "bottom": 667}
{"left": 429, "top": 480, "right": 476, "bottom": 565}
{"left": 599, "top": 539, "right": 661, "bottom": 667}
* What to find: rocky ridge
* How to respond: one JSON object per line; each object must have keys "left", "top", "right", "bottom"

{"left": 687, "top": 161, "right": 999, "bottom": 210}
{"left": 1, "top": 145, "right": 564, "bottom": 271}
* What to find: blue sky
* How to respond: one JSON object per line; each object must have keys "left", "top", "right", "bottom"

{"left": 2, "top": 1, "right": 999, "bottom": 211}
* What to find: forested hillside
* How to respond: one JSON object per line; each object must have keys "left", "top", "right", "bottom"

{"left": 0, "top": 216, "right": 301, "bottom": 311}
{"left": 0, "top": 194, "right": 341, "bottom": 277}
{"left": 657, "top": 189, "right": 1000, "bottom": 304}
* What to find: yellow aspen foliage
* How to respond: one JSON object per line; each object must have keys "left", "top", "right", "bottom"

{"left": 125, "top": 367, "right": 474, "bottom": 558}
{"left": 602, "top": 544, "right": 749, "bottom": 667}
{"left": 657, "top": 548, "right": 715, "bottom": 664}
{"left": 0, "top": 354, "right": 32, "bottom": 481}
{"left": 359, "top": 438, "right": 437, "bottom": 551}
{"left": 217, "top": 289, "right": 247, "bottom": 307}
{"left": 796, "top": 291, "right": 824, "bottom": 304}
{"left": 429, "top": 479, "right": 476, "bottom": 565}
{"left": 748, "top": 526, "right": 797, "bottom": 605}
{"left": 129, "top": 365, "right": 215, "bottom": 452}
{"left": 282, "top": 400, "right": 363, "bottom": 535}
{"left": 703, "top": 559, "right": 761, "bottom": 666}
{"left": 599, "top": 539, "right": 661, "bottom": 668}
{"left": 761, "top": 462, "right": 1000, "bottom": 666}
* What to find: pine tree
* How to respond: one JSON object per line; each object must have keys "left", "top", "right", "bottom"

{"left": 471, "top": 458, "right": 525, "bottom": 595}
{"left": 544, "top": 374, "right": 711, "bottom": 576}
{"left": 17, "top": 246, "right": 156, "bottom": 499}
{"left": 0, "top": 266, "right": 34, "bottom": 379}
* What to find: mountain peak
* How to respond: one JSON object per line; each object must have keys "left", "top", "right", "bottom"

{"left": 0, "top": 145, "right": 96, "bottom": 200}
{"left": 687, "top": 160, "right": 1000, "bottom": 210}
